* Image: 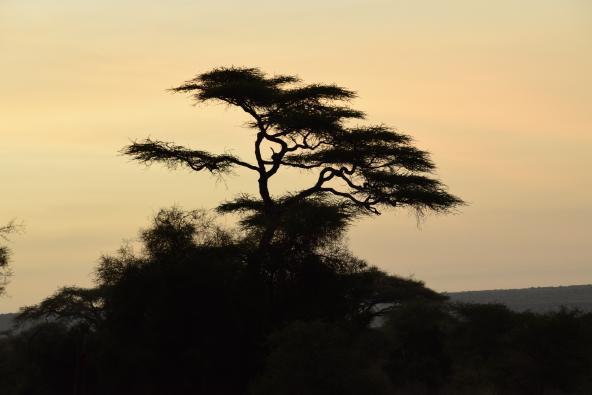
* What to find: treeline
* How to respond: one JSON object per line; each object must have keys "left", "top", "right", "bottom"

{"left": 0, "top": 208, "right": 591, "bottom": 394}
{"left": 2, "top": 67, "right": 590, "bottom": 394}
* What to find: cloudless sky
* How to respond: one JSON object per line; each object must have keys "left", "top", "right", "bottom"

{"left": 1, "top": 0, "right": 591, "bottom": 312}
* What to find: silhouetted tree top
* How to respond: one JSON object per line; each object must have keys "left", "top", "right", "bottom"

{"left": 123, "top": 67, "right": 463, "bottom": 252}
{"left": 16, "top": 286, "right": 104, "bottom": 329}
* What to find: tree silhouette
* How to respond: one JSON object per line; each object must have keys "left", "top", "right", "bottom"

{"left": 123, "top": 67, "right": 463, "bottom": 256}
{"left": 0, "top": 220, "right": 20, "bottom": 296}
{"left": 9, "top": 67, "right": 592, "bottom": 395}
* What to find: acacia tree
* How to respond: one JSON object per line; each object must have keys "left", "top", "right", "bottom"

{"left": 123, "top": 67, "right": 463, "bottom": 257}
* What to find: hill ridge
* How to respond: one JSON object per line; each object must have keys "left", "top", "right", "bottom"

{"left": 446, "top": 284, "right": 592, "bottom": 313}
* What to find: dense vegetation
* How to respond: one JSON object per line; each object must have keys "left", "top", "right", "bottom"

{"left": 2, "top": 208, "right": 591, "bottom": 394}
{"left": 1, "top": 68, "right": 590, "bottom": 394}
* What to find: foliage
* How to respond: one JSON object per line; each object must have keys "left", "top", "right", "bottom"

{"left": 251, "top": 303, "right": 592, "bottom": 395}
{"left": 0, "top": 220, "right": 21, "bottom": 296}
{"left": 123, "top": 67, "right": 463, "bottom": 260}
{"left": 7, "top": 68, "right": 543, "bottom": 395}
{"left": 3, "top": 207, "right": 592, "bottom": 394}
{"left": 7, "top": 208, "right": 443, "bottom": 394}
{"left": 251, "top": 321, "right": 393, "bottom": 395}
{"left": 16, "top": 287, "right": 104, "bottom": 329}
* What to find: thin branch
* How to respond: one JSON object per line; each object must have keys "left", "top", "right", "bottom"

{"left": 285, "top": 167, "right": 336, "bottom": 204}
{"left": 320, "top": 187, "right": 380, "bottom": 214}
{"left": 333, "top": 170, "right": 365, "bottom": 191}
{"left": 124, "top": 139, "right": 259, "bottom": 173}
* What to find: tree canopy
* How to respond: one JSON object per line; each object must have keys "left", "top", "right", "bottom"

{"left": 123, "top": 67, "right": 463, "bottom": 252}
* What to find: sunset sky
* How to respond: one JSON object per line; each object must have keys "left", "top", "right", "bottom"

{"left": 1, "top": 0, "right": 591, "bottom": 312}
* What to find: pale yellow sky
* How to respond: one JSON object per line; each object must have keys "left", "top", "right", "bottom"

{"left": 1, "top": 0, "right": 591, "bottom": 311}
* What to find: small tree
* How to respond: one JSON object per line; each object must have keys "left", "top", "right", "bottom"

{"left": 1, "top": 220, "right": 20, "bottom": 296}
{"left": 123, "top": 67, "right": 463, "bottom": 259}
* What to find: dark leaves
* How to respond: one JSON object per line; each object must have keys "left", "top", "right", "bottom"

{"left": 122, "top": 138, "right": 257, "bottom": 174}
{"left": 16, "top": 287, "right": 104, "bottom": 328}
{"left": 127, "top": 66, "right": 464, "bottom": 222}
{"left": 171, "top": 67, "right": 296, "bottom": 108}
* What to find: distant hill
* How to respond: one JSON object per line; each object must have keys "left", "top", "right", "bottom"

{"left": 447, "top": 284, "right": 592, "bottom": 313}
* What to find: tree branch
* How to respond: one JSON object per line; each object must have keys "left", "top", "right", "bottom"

{"left": 285, "top": 167, "right": 336, "bottom": 205}
{"left": 319, "top": 187, "right": 380, "bottom": 214}
{"left": 123, "top": 139, "right": 259, "bottom": 173}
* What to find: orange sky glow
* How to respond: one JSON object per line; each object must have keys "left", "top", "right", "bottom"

{"left": 1, "top": 0, "right": 591, "bottom": 311}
